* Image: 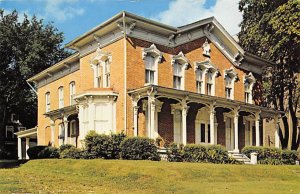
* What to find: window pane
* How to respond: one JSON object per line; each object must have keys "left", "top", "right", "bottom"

{"left": 145, "top": 70, "right": 149, "bottom": 83}
{"left": 196, "top": 81, "right": 202, "bottom": 93}
{"left": 208, "top": 124, "right": 211, "bottom": 143}
{"left": 207, "top": 84, "right": 212, "bottom": 95}
{"left": 150, "top": 71, "right": 154, "bottom": 84}
{"left": 196, "top": 70, "right": 202, "bottom": 81}
{"left": 200, "top": 123, "right": 205, "bottom": 142}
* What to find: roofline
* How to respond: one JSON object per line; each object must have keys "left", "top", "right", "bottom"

{"left": 27, "top": 52, "right": 79, "bottom": 82}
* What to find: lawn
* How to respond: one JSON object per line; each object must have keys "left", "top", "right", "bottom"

{"left": 0, "top": 159, "right": 299, "bottom": 193}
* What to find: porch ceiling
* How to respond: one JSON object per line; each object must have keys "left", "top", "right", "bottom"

{"left": 44, "top": 105, "right": 78, "bottom": 121}
{"left": 15, "top": 127, "right": 37, "bottom": 138}
{"left": 128, "top": 85, "right": 281, "bottom": 118}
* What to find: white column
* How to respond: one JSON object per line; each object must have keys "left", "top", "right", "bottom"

{"left": 78, "top": 105, "right": 84, "bottom": 141}
{"left": 182, "top": 107, "right": 187, "bottom": 145}
{"left": 25, "top": 138, "right": 30, "bottom": 160}
{"left": 50, "top": 120, "right": 55, "bottom": 146}
{"left": 209, "top": 105, "right": 215, "bottom": 145}
{"left": 150, "top": 100, "right": 156, "bottom": 139}
{"left": 234, "top": 111, "right": 239, "bottom": 152}
{"left": 18, "top": 137, "right": 22, "bottom": 160}
{"left": 63, "top": 116, "right": 68, "bottom": 145}
{"left": 274, "top": 114, "right": 280, "bottom": 148}
{"left": 88, "top": 97, "right": 95, "bottom": 132}
{"left": 255, "top": 112, "right": 260, "bottom": 146}
{"left": 133, "top": 105, "right": 139, "bottom": 137}
{"left": 249, "top": 121, "right": 253, "bottom": 146}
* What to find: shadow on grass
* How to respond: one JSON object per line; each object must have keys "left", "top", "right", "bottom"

{"left": 0, "top": 159, "right": 28, "bottom": 168}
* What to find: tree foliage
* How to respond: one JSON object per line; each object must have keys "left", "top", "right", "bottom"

{"left": 0, "top": 10, "right": 70, "bottom": 137}
{"left": 238, "top": 0, "right": 300, "bottom": 150}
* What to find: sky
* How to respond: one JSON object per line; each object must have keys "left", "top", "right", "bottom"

{"left": 0, "top": 0, "right": 243, "bottom": 46}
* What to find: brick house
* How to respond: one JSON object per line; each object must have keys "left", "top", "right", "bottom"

{"left": 21, "top": 11, "right": 281, "bottom": 158}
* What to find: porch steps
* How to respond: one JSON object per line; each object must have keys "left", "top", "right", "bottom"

{"left": 229, "top": 153, "right": 251, "bottom": 164}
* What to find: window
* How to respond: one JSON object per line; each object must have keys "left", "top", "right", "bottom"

{"left": 70, "top": 120, "right": 77, "bottom": 137}
{"left": 200, "top": 123, "right": 205, "bottom": 143}
{"left": 207, "top": 72, "right": 213, "bottom": 95}
{"left": 173, "top": 62, "right": 182, "bottom": 89}
{"left": 95, "top": 64, "right": 101, "bottom": 88}
{"left": 104, "top": 59, "right": 110, "bottom": 87}
{"left": 58, "top": 86, "right": 64, "bottom": 108}
{"left": 45, "top": 92, "right": 50, "bottom": 112}
{"left": 208, "top": 124, "right": 211, "bottom": 143}
{"left": 196, "top": 70, "right": 203, "bottom": 93}
{"left": 244, "top": 81, "right": 250, "bottom": 103}
{"left": 225, "top": 76, "right": 233, "bottom": 99}
{"left": 145, "top": 55, "right": 155, "bottom": 84}
{"left": 69, "top": 82, "right": 76, "bottom": 105}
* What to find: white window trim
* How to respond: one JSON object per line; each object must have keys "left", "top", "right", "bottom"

{"left": 142, "top": 44, "right": 162, "bottom": 86}
{"left": 69, "top": 81, "right": 76, "bottom": 106}
{"left": 45, "top": 92, "right": 50, "bottom": 112}
{"left": 194, "top": 59, "right": 218, "bottom": 96}
{"left": 244, "top": 72, "right": 256, "bottom": 104}
{"left": 224, "top": 67, "right": 238, "bottom": 100}
{"left": 58, "top": 86, "right": 64, "bottom": 109}
{"left": 91, "top": 46, "right": 112, "bottom": 88}
{"left": 172, "top": 51, "right": 189, "bottom": 90}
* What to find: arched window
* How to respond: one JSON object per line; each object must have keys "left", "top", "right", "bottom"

{"left": 69, "top": 81, "right": 76, "bottom": 105}
{"left": 70, "top": 120, "right": 77, "bottom": 137}
{"left": 45, "top": 92, "right": 51, "bottom": 112}
{"left": 224, "top": 67, "right": 238, "bottom": 100}
{"left": 104, "top": 59, "right": 110, "bottom": 87}
{"left": 58, "top": 86, "right": 64, "bottom": 108}
{"left": 244, "top": 72, "right": 256, "bottom": 104}
{"left": 142, "top": 44, "right": 162, "bottom": 85}
{"left": 172, "top": 51, "right": 189, "bottom": 90}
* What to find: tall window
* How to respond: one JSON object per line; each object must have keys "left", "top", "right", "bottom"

{"left": 104, "top": 59, "right": 110, "bottom": 87}
{"left": 196, "top": 70, "right": 203, "bottom": 93}
{"left": 173, "top": 62, "right": 182, "bottom": 89}
{"left": 206, "top": 72, "right": 213, "bottom": 95}
{"left": 69, "top": 82, "right": 76, "bottom": 105}
{"left": 244, "top": 81, "right": 251, "bottom": 103}
{"left": 45, "top": 92, "right": 50, "bottom": 112}
{"left": 58, "top": 86, "right": 64, "bottom": 108}
{"left": 145, "top": 55, "right": 155, "bottom": 84}
{"left": 200, "top": 123, "right": 205, "bottom": 143}
{"left": 225, "top": 76, "right": 232, "bottom": 99}
{"left": 70, "top": 120, "right": 77, "bottom": 137}
{"left": 95, "top": 64, "right": 101, "bottom": 88}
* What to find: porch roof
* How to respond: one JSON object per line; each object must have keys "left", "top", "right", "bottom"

{"left": 128, "top": 85, "right": 282, "bottom": 118}
{"left": 44, "top": 105, "right": 78, "bottom": 121}
{"left": 15, "top": 127, "right": 37, "bottom": 139}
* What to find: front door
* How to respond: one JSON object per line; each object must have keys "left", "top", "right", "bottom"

{"left": 225, "top": 118, "right": 234, "bottom": 150}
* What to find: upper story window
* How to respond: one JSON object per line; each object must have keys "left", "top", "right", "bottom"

{"left": 45, "top": 92, "right": 50, "bottom": 112}
{"left": 145, "top": 55, "right": 155, "bottom": 84}
{"left": 194, "top": 59, "right": 218, "bottom": 96}
{"left": 224, "top": 67, "right": 238, "bottom": 100}
{"left": 172, "top": 51, "right": 189, "bottom": 90}
{"left": 69, "top": 81, "right": 76, "bottom": 106}
{"left": 142, "top": 44, "right": 162, "bottom": 85}
{"left": 104, "top": 59, "right": 110, "bottom": 88}
{"left": 58, "top": 86, "right": 64, "bottom": 108}
{"left": 173, "top": 62, "right": 183, "bottom": 89}
{"left": 196, "top": 69, "right": 204, "bottom": 94}
{"left": 91, "top": 45, "right": 111, "bottom": 88}
{"left": 244, "top": 72, "right": 256, "bottom": 104}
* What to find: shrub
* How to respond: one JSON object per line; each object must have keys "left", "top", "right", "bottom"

{"left": 120, "top": 137, "right": 160, "bottom": 161}
{"left": 59, "top": 144, "right": 75, "bottom": 152}
{"left": 27, "top": 146, "right": 59, "bottom": 159}
{"left": 167, "top": 143, "right": 184, "bottom": 162}
{"left": 84, "top": 131, "right": 126, "bottom": 159}
{"left": 182, "top": 144, "right": 206, "bottom": 162}
{"left": 282, "top": 150, "right": 298, "bottom": 165}
{"left": 60, "top": 147, "right": 83, "bottom": 159}
{"left": 206, "top": 145, "right": 229, "bottom": 164}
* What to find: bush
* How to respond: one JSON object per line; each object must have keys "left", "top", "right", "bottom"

{"left": 242, "top": 146, "right": 298, "bottom": 165}
{"left": 59, "top": 144, "right": 75, "bottom": 152}
{"left": 206, "top": 145, "right": 230, "bottom": 164}
{"left": 84, "top": 131, "right": 126, "bottom": 159}
{"left": 120, "top": 137, "right": 160, "bottom": 161}
{"left": 60, "top": 147, "right": 83, "bottom": 159}
{"left": 167, "top": 143, "right": 184, "bottom": 162}
{"left": 27, "top": 146, "right": 59, "bottom": 159}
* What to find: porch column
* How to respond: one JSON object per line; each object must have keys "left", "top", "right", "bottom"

{"left": 133, "top": 102, "right": 139, "bottom": 137}
{"left": 88, "top": 97, "right": 95, "bottom": 132}
{"left": 50, "top": 120, "right": 55, "bottom": 146}
{"left": 148, "top": 93, "right": 156, "bottom": 139}
{"left": 233, "top": 110, "right": 239, "bottom": 152}
{"left": 182, "top": 105, "right": 188, "bottom": 145}
{"left": 249, "top": 121, "right": 253, "bottom": 146}
{"left": 209, "top": 104, "right": 215, "bottom": 145}
{"left": 274, "top": 114, "right": 280, "bottom": 148}
{"left": 78, "top": 105, "right": 84, "bottom": 141}
{"left": 25, "top": 138, "right": 30, "bottom": 159}
{"left": 63, "top": 116, "right": 68, "bottom": 145}
{"left": 255, "top": 112, "right": 260, "bottom": 146}
{"left": 18, "top": 137, "right": 22, "bottom": 160}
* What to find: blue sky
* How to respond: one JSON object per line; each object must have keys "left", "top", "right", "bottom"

{"left": 0, "top": 0, "right": 242, "bottom": 46}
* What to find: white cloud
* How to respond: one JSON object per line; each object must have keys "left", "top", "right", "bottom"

{"left": 154, "top": 0, "right": 242, "bottom": 35}
{"left": 44, "top": 0, "right": 85, "bottom": 21}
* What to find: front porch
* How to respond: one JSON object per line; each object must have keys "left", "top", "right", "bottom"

{"left": 15, "top": 127, "right": 37, "bottom": 160}
{"left": 129, "top": 85, "right": 281, "bottom": 153}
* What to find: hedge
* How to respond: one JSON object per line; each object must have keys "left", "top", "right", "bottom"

{"left": 120, "top": 137, "right": 160, "bottom": 161}
{"left": 241, "top": 146, "right": 298, "bottom": 165}
{"left": 27, "top": 146, "right": 59, "bottom": 159}
{"left": 168, "top": 144, "right": 239, "bottom": 164}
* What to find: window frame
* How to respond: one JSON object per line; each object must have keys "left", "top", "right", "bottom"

{"left": 58, "top": 86, "right": 64, "bottom": 109}
{"left": 45, "top": 92, "right": 51, "bottom": 112}
{"left": 69, "top": 81, "right": 76, "bottom": 106}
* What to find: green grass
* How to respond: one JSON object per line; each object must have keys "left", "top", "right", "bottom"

{"left": 0, "top": 159, "right": 299, "bottom": 193}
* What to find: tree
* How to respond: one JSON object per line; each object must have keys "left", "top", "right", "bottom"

{"left": 238, "top": 0, "right": 300, "bottom": 150}
{"left": 0, "top": 10, "right": 70, "bottom": 139}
